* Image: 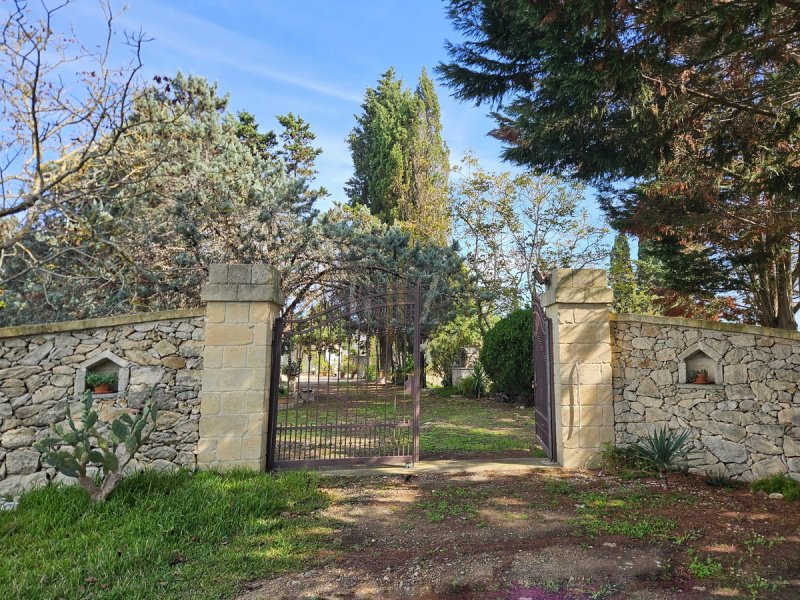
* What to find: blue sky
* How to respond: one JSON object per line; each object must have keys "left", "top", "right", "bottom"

{"left": 68, "top": 0, "right": 514, "bottom": 210}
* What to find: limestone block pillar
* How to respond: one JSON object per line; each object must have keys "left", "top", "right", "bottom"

{"left": 542, "top": 269, "right": 614, "bottom": 468}
{"left": 197, "top": 264, "right": 283, "bottom": 471}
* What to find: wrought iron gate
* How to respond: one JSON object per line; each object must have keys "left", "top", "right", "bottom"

{"left": 532, "top": 298, "right": 556, "bottom": 461}
{"left": 267, "top": 286, "right": 421, "bottom": 469}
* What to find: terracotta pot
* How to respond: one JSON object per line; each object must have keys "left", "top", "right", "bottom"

{"left": 92, "top": 383, "right": 113, "bottom": 394}
{"left": 693, "top": 372, "right": 709, "bottom": 384}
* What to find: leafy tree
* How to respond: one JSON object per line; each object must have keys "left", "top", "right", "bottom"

{"left": 428, "top": 314, "right": 483, "bottom": 383}
{"left": 1, "top": 1, "right": 149, "bottom": 304}
{"left": 451, "top": 154, "right": 609, "bottom": 311}
{"left": 347, "top": 68, "right": 451, "bottom": 244}
{"left": 439, "top": 0, "right": 800, "bottom": 329}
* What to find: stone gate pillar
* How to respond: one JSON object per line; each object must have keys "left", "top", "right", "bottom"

{"left": 542, "top": 269, "right": 615, "bottom": 468}
{"left": 197, "top": 264, "right": 283, "bottom": 471}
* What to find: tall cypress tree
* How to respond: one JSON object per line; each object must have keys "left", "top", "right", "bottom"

{"left": 347, "top": 68, "right": 450, "bottom": 244}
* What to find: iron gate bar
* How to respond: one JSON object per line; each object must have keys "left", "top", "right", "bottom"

{"left": 267, "top": 285, "right": 421, "bottom": 471}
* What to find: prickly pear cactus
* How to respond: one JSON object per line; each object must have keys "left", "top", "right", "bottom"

{"left": 34, "top": 389, "right": 159, "bottom": 502}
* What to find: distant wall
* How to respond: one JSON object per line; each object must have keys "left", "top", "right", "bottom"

{"left": 0, "top": 309, "right": 205, "bottom": 497}
{"left": 611, "top": 314, "right": 800, "bottom": 481}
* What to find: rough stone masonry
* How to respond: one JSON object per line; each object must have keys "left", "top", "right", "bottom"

{"left": 611, "top": 314, "right": 800, "bottom": 481}
{"left": 0, "top": 309, "right": 205, "bottom": 497}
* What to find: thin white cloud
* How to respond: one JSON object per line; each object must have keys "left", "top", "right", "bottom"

{"left": 76, "top": 0, "right": 362, "bottom": 103}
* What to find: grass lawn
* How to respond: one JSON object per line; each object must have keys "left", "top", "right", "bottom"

{"left": 0, "top": 470, "right": 332, "bottom": 600}
{"left": 420, "top": 392, "right": 543, "bottom": 459}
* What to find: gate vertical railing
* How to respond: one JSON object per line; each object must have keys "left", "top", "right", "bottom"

{"left": 267, "top": 285, "right": 421, "bottom": 470}
{"left": 532, "top": 298, "right": 556, "bottom": 462}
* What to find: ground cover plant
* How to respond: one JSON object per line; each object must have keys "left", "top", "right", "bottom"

{"left": 0, "top": 469, "right": 331, "bottom": 600}
{"left": 750, "top": 473, "right": 800, "bottom": 501}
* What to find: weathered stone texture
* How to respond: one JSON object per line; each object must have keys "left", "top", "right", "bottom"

{"left": 0, "top": 315, "right": 205, "bottom": 497}
{"left": 611, "top": 318, "right": 800, "bottom": 481}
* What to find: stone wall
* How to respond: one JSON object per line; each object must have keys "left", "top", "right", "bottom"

{"left": 611, "top": 314, "right": 800, "bottom": 481}
{"left": 0, "top": 308, "right": 206, "bottom": 497}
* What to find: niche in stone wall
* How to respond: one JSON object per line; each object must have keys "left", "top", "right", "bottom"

{"left": 678, "top": 342, "right": 723, "bottom": 385}
{"left": 75, "top": 350, "right": 130, "bottom": 396}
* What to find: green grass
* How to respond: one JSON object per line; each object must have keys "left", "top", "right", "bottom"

{"left": 0, "top": 469, "right": 332, "bottom": 600}
{"left": 570, "top": 488, "right": 678, "bottom": 540}
{"left": 420, "top": 394, "right": 542, "bottom": 457}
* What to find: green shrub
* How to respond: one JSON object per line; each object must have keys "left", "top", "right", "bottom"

{"left": 479, "top": 309, "right": 532, "bottom": 402}
{"left": 457, "top": 374, "right": 477, "bottom": 397}
{"left": 750, "top": 473, "right": 800, "bottom": 500}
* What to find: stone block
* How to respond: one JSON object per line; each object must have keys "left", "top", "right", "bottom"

{"left": 249, "top": 303, "right": 277, "bottom": 323}
{"left": 221, "top": 393, "right": 244, "bottom": 414}
{"left": 242, "top": 436, "right": 264, "bottom": 460}
{"left": 785, "top": 436, "right": 800, "bottom": 457}
{"left": 222, "top": 347, "right": 248, "bottom": 368}
{"left": 778, "top": 407, "right": 800, "bottom": 426}
{"left": 247, "top": 346, "right": 268, "bottom": 369}
{"left": 196, "top": 438, "right": 217, "bottom": 463}
{"left": 216, "top": 437, "right": 242, "bottom": 461}
{"left": 151, "top": 340, "right": 176, "bottom": 358}
{"left": 208, "top": 263, "right": 229, "bottom": 284}
{"left": 203, "top": 347, "right": 223, "bottom": 369}
{"left": 562, "top": 447, "right": 603, "bottom": 468}
{"left": 202, "top": 368, "right": 253, "bottom": 392}
{"left": 577, "top": 363, "right": 607, "bottom": 386}
{"left": 702, "top": 435, "right": 747, "bottom": 464}
{"left": 130, "top": 366, "right": 164, "bottom": 386}
{"left": 1, "top": 427, "right": 36, "bottom": 449}
{"left": 205, "top": 325, "right": 254, "bottom": 347}
{"left": 245, "top": 391, "right": 265, "bottom": 413}
{"left": 200, "top": 283, "right": 238, "bottom": 302}
{"left": 751, "top": 456, "right": 786, "bottom": 480}
{"left": 5, "top": 448, "right": 40, "bottom": 474}
{"left": 578, "top": 426, "right": 614, "bottom": 448}
{"left": 206, "top": 303, "right": 226, "bottom": 324}
{"left": 250, "top": 264, "right": 276, "bottom": 285}
{"left": 199, "top": 415, "right": 248, "bottom": 438}
{"left": 227, "top": 264, "right": 252, "bottom": 284}
{"left": 746, "top": 435, "right": 782, "bottom": 455}
{"left": 162, "top": 356, "right": 187, "bottom": 370}
{"left": 225, "top": 303, "right": 251, "bottom": 324}
{"left": 19, "top": 342, "right": 54, "bottom": 366}
{"left": 236, "top": 284, "right": 274, "bottom": 302}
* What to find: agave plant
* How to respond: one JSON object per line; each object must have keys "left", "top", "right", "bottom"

{"left": 631, "top": 426, "right": 691, "bottom": 490}
{"left": 471, "top": 363, "right": 488, "bottom": 399}
{"left": 34, "top": 389, "right": 159, "bottom": 502}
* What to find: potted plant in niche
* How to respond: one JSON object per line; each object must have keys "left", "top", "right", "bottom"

{"left": 690, "top": 369, "right": 709, "bottom": 384}
{"left": 85, "top": 372, "right": 118, "bottom": 394}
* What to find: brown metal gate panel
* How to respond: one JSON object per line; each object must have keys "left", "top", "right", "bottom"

{"left": 267, "top": 286, "right": 421, "bottom": 469}
{"left": 532, "top": 299, "right": 556, "bottom": 461}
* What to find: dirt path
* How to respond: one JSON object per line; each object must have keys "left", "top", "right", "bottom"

{"left": 240, "top": 470, "right": 800, "bottom": 600}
